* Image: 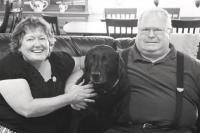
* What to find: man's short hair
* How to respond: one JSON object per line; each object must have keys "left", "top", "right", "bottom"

{"left": 138, "top": 8, "right": 172, "bottom": 29}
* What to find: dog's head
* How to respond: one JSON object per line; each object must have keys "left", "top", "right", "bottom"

{"left": 83, "top": 45, "right": 125, "bottom": 94}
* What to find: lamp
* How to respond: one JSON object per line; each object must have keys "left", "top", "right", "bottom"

{"left": 195, "top": 0, "right": 200, "bottom": 8}
{"left": 154, "top": 0, "right": 159, "bottom": 7}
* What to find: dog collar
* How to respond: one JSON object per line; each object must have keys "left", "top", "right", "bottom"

{"left": 94, "top": 78, "right": 120, "bottom": 95}
{"left": 111, "top": 78, "right": 120, "bottom": 89}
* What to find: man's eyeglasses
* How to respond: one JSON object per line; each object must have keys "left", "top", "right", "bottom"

{"left": 139, "top": 27, "right": 171, "bottom": 35}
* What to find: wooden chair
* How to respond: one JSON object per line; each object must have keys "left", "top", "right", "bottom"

{"left": 163, "top": 8, "right": 180, "bottom": 19}
{"left": 104, "top": 8, "right": 137, "bottom": 19}
{"left": 171, "top": 19, "right": 200, "bottom": 34}
{"left": 0, "top": 0, "right": 12, "bottom": 33}
{"left": 9, "top": 9, "right": 23, "bottom": 33}
{"left": 41, "top": 14, "right": 60, "bottom": 35}
{"left": 105, "top": 18, "right": 138, "bottom": 38}
{"left": 8, "top": 0, "right": 24, "bottom": 32}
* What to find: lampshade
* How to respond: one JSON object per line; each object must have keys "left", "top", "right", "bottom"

{"left": 195, "top": 0, "right": 200, "bottom": 8}
{"left": 154, "top": 0, "right": 159, "bottom": 7}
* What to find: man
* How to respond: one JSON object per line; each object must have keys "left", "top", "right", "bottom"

{"left": 104, "top": 8, "right": 200, "bottom": 133}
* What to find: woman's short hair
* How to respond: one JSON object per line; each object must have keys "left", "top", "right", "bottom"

{"left": 9, "top": 16, "right": 56, "bottom": 52}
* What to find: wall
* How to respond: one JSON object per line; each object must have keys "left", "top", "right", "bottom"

{"left": 88, "top": 0, "right": 200, "bottom": 21}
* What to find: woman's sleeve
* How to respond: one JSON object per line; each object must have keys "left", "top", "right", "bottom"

{"left": 0, "top": 54, "right": 27, "bottom": 80}
{"left": 51, "top": 52, "right": 75, "bottom": 81}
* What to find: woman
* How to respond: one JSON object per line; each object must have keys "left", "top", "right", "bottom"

{"left": 0, "top": 16, "right": 95, "bottom": 133}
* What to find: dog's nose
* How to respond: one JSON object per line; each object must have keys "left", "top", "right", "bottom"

{"left": 91, "top": 72, "right": 101, "bottom": 83}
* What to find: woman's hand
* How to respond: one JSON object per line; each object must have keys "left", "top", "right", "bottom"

{"left": 65, "top": 69, "right": 96, "bottom": 110}
{"left": 66, "top": 82, "right": 96, "bottom": 105}
{"left": 68, "top": 82, "right": 96, "bottom": 110}
{"left": 70, "top": 101, "right": 88, "bottom": 110}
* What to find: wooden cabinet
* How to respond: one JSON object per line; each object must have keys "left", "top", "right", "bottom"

{"left": 0, "top": 0, "right": 89, "bottom": 34}
{"left": 0, "top": 0, "right": 89, "bottom": 22}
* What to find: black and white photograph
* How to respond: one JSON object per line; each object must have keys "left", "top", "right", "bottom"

{"left": 0, "top": 0, "right": 200, "bottom": 133}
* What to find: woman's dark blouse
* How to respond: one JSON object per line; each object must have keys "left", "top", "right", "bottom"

{"left": 0, "top": 52, "right": 75, "bottom": 133}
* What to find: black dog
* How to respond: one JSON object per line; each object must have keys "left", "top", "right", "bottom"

{"left": 69, "top": 45, "right": 129, "bottom": 133}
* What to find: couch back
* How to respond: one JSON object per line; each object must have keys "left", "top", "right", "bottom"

{"left": 53, "top": 36, "right": 116, "bottom": 56}
{"left": 0, "top": 33, "right": 199, "bottom": 60}
{"left": 0, "top": 34, "right": 136, "bottom": 59}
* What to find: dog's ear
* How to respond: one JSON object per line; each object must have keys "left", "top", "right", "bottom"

{"left": 83, "top": 52, "right": 92, "bottom": 84}
{"left": 84, "top": 52, "right": 90, "bottom": 73}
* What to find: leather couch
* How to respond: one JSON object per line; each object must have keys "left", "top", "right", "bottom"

{"left": 0, "top": 33, "right": 200, "bottom": 132}
{"left": 0, "top": 33, "right": 199, "bottom": 60}
{"left": 0, "top": 33, "right": 135, "bottom": 59}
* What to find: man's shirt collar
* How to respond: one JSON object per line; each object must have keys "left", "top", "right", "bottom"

{"left": 131, "top": 43, "right": 177, "bottom": 63}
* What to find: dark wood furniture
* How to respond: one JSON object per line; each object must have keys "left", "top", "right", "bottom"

{"left": 0, "top": 0, "right": 12, "bottom": 33}
{"left": 163, "top": 8, "right": 180, "bottom": 19}
{"left": 104, "top": 8, "right": 137, "bottom": 19}
{"left": 105, "top": 18, "right": 138, "bottom": 38}
{"left": 42, "top": 14, "right": 60, "bottom": 35}
{"left": 172, "top": 19, "right": 200, "bottom": 33}
{"left": 0, "top": 3, "right": 89, "bottom": 34}
{"left": 0, "top": 0, "right": 89, "bottom": 23}
{"left": 9, "top": 8, "right": 23, "bottom": 32}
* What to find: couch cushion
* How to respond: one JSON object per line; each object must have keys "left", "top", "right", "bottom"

{"left": 70, "top": 36, "right": 115, "bottom": 56}
{"left": 53, "top": 36, "right": 78, "bottom": 56}
{"left": 53, "top": 36, "right": 115, "bottom": 56}
{"left": 114, "top": 37, "right": 135, "bottom": 50}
